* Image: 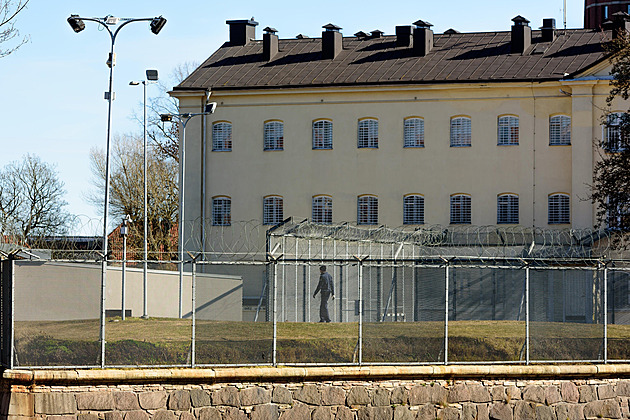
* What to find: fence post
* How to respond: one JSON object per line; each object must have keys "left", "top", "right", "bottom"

{"left": 100, "top": 253, "right": 106, "bottom": 368}
{"left": 191, "top": 255, "right": 197, "bottom": 367}
{"left": 272, "top": 259, "right": 278, "bottom": 366}
{"left": 444, "top": 263, "right": 449, "bottom": 365}
{"left": 525, "top": 265, "right": 530, "bottom": 365}
{"left": 354, "top": 256, "right": 366, "bottom": 365}
{"left": 604, "top": 264, "right": 608, "bottom": 364}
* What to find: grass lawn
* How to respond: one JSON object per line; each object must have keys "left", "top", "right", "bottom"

{"left": 12, "top": 318, "right": 630, "bottom": 367}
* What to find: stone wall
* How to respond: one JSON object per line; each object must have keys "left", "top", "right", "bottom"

{"left": 4, "top": 366, "right": 630, "bottom": 420}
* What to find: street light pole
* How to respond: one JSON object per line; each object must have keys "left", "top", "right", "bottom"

{"left": 130, "top": 70, "right": 159, "bottom": 319}
{"left": 161, "top": 103, "right": 217, "bottom": 318}
{"left": 67, "top": 14, "right": 166, "bottom": 367}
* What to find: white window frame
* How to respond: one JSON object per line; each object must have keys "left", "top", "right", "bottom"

{"left": 450, "top": 116, "right": 471, "bottom": 147}
{"left": 403, "top": 194, "right": 425, "bottom": 225}
{"left": 312, "top": 195, "right": 333, "bottom": 224}
{"left": 357, "top": 195, "right": 378, "bottom": 225}
{"left": 497, "top": 115, "right": 519, "bottom": 146}
{"left": 450, "top": 194, "right": 471, "bottom": 224}
{"left": 264, "top": 120, "right": 284, "bottom": 151}
{"left": 497, "top": 194, "right": 519, "bottom": 224}
{"left": 212, "top": 196, "right": 231, "bottom": 226}
{"left": 312, "top": 119, "right": 333, "bottom": 150}
{"left": 404, "top": 117, "right": 425, "bottom": 148}
{"left": 548, "top": 193, "right": 570, "bottom": 225}
{"left": 549, "top": 115, "right": 571, "bottom": 146}
{"left": 604, "top": 112, "right": 627, "bottom": 152}
{"left": 212, "top": 121, "right": 232, "bottom": 151}
{"left": 358, "top": 118, "right": 379, "bottom": 148}
{"left": 263, "top": 195, "right": 283, "bottom": 225}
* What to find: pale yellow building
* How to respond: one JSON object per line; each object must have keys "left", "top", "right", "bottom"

{"left": 170, "top": 14, "right": 624, "bottom": 267}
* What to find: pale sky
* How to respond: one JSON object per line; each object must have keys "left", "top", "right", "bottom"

{"left": 0, "top": 0, "right": 584, "bottom": 234}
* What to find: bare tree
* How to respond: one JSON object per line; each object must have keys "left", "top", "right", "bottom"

{"left": 133, "top": 61, "right": 199, "bottom": 161}
{"left": 88, "top": 134, "right": 179, "bottom": 260}
{"left": 0, "top": 0, "right": 29, "bottom": 58}
{"left": 0, "top": 154, "right": 72, "bottom": 239}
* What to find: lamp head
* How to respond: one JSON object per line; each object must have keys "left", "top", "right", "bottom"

{"left": 67, "top": 15, "right": 85, "bottom": 33}
{"left": 146, "top": 69, "right": 159, "bottom": 81}
{"left": 160, "top": 114, "right": 173, "bottom": 122}
{"left": 150, "top": 16, "right": 167, "bottom": 34}
{"left": 129, "top": 81, "right": 141, "bottom": 86}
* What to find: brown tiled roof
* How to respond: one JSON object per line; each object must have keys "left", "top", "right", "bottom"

{"left": 176, "top": 29, "right": 610, "bottom": 91}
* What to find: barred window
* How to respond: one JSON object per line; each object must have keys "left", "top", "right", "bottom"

{"left": 549, "top": 115, "right": 571, "bottom": 145}
{"left": 212, "top": 122, "right": 232, "bottom": 151}
{"left": 212, "top": 196, "right": 231, "bottom": 226}
{"left": 404, "top": 117, "right": 425, "bottom": 148}
{"left": 358, "top": 119, "right": 378, "bottom": 148}
{"left": 450, "top": 116, "right": 471, "bottom": 147}
{"left": 312, "top": 195, "right": 333, "bottom": 224}
{"left": 313, "top": 120, "right": 333, "bottom": 149}
{"left": 497, "top": 115, "right": 519, "bottom": 146}
{"left": 264, "top": 121, "right": 284, "bottom": 151}
{"left": 263, "top": 196, "right": 283, "bottom": 225}
{"left": 497, "top": 194, "right": 519, "bottom": 224}
{"left": 548, "top": 193, "right": 570, "bottom": 224}
{"left": 403, "top": 195, "right": 425, "bottom": 224}
{"left": 604, "top": 112, "right": 627, "bottom": 152}
{"left": 357, "top": 195, "right": 378, "bottom": 225}
{"left": 607, "top": 196, "right": 630, "bottom": 230}
{"left": 450, "top": 194, "right": 471, "bottom": 224}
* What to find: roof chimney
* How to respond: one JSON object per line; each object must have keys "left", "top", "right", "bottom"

{"left": 322, "top": 23, "right": 343, "bottom": 59}
{"left": 226, "top": 18, "right": 258, "bottom": 46}
{"left": 263, "top": 27, "right": 278, "bottom": 61}
{"left": 540, "top": 18, "right": 556, "bottom": 42}
{"left": 605, "top": 12, "right": 630, "bottom": 39}
{"left": 396, "top": 25, "right": 413, "bottom": 47}
{"left": 412, "top": 20, "right": 433, "bottom": 56}
{"left": 511, "top": 15, "right": 531, "bottom": 54}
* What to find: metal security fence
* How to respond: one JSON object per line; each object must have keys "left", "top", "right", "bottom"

{"left": 3, "top": 220, "right": 630, "bottom": 368}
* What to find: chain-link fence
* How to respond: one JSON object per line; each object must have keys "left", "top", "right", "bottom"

{"left": 2, "top": 219, "right": 630, "bottom": 368}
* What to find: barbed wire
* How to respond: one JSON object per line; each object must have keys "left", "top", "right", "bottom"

{"left": 2, "top": 216, "right": 630, "bottom": 265}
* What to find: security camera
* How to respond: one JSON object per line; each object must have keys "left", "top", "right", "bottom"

{"left": 204, "top": 102, "right": 217, "bottom": 114}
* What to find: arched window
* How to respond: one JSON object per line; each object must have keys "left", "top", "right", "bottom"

{"left": 263, "top": 196, "right": 283, "bottom": 225}
{"left": 403, "top": 194, "right": 425, "bottom": 224}
{"left": 404, "top": 117, "right": 425, "bottom": 148}
{"left": 358, "top": 118, "right": 378, "bottom": 148}
{"left": 549, "top": 115, "right": 571, "bottom": 145}
{"left": 604, "top": 112, "right": 627, "bottom": 152}
{"left": 450, "top": 116, "right": 471, "bottom": 147}
{"left": 357, "top": 195, "right": 378, "bottom": 225}
{"left": 548, "top": 193, "right": 570, "bottom": 224}
{"left": 264, "top": 120, "right": 284, "bottom": 151}
{"left": 450, "top": 194, "right": 471, "bottom": 224}
{"left": 497, "top": 115, "right": 519, "bottom": 145}
{"left": 497, "top": 194, "right": 519, "bottom": 224}
{"left": 312, "top": 119, "right": 333, "bottom": 149}
{"left": 212, "top": 121, "right": 232, "bottom": 151}
{"left": 212, "top": 196, "right": 231, "bottom": 226}
{"left": 312, "top": 195, "right": 333, "bottom": 224}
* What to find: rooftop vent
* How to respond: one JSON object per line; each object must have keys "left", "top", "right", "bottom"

{"left": 511, "top": 15, "right": 531, "bottom": 54}
{"left": 296, "top": 34, "right": 309, "bottom": 39}
{"left": 413, "top": 19, "right": 433, "bottom": 56}
{"left": 226, "top": 18, "right": 258, "bottom": 46}
{"left": 322, "top": 23, "right": 343, "bottom": 59}
{"left": 540, "top": 18, "right": 556, "bottom": 42}
{"left": 395, "top": 25, "right": 413, "bottom": 47}
{"left": 263, "top": 27, "right": 278, "bottom": 61}
{"left": 354, "top": 31, "right": 369, "bottom": 39}
{"left": 444, "top": 28, "right": 460, "bottom": 34}
{"left": 604, "top": 12, "right": 630, "bottom": 39}
{"left": 370, "top": 29, "right": 384, "bottom": 38}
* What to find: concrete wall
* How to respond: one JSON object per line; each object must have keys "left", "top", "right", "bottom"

{"left": 12, "top": 261, "right": 242, "bottom": 321}
{"left": 4, "top": 365, "right": 630, "bottom": 420}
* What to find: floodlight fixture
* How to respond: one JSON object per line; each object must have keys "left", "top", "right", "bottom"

{"left": 150, "top": 16, "right": 167, "bottom": 34}
{"left": 205, "top": 102, "right": 217, "bottom": 114}
{"left": 129, "top": 81, "right": 140, "bottom": 86}
{"left": 67, "top": 15, "right": 85, "bottom": 33}
{"left": 146, "top": 69, "right": 159, "bottom": 81}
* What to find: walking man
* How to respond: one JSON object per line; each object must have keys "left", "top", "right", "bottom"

{"left": 313, "top": 265, "right": 334, "bottom": 322}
